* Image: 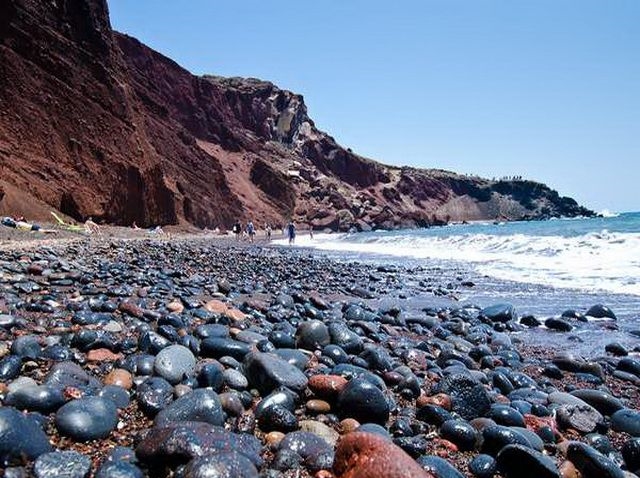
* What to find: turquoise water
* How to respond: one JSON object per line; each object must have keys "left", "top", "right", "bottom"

{"left": 289, "top": 212, "right": 640, "bottom": 296}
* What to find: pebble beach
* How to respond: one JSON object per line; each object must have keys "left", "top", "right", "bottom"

{"left": 0, "top": 231, "right": 639, "bottom": 478}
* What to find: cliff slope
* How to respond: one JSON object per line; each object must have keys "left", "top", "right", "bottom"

{"left": 0, "top": 0, "right": 594, "bottom": 230}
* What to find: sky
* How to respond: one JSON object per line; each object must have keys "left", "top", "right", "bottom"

{"left": 107, "top": 1, "right": 639, "bottom": 213}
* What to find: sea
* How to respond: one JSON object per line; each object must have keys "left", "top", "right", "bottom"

{"left": 277, "top": 211, "right": 640, "bottom": 356}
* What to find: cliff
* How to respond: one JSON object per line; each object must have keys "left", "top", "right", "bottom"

{"left": 0, "top": 0, "right": 594, "bottom": 230}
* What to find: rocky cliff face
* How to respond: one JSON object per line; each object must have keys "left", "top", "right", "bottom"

{"left": 0, "top": 0, "right": 594, "bottom": 230}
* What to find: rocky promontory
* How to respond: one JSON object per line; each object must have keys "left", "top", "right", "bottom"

{"left": 0, "top": 0, "right": 593, "bottom": 230}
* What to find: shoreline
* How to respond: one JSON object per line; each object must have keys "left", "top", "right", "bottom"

{"left": 0, "top": 234, "right": 639, "bottom": 476}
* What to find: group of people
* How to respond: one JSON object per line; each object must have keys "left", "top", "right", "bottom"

{"left": 230, "top": 220, "right": 306, "bottom": 245}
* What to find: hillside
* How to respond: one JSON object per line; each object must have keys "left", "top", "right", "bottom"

{"left": 0, "top": 0, "right": 594, "bottom": 230}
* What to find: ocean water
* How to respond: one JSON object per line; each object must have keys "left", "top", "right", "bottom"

{"left": 276, "top": 212, "right": 640, "bottom": 355}
{"left": 284, "top": 211, "right": 640, "bottom": 296}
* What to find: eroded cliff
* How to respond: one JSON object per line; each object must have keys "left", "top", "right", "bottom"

{"left": 0, "top": 0, "right": 594, "bottom": 230}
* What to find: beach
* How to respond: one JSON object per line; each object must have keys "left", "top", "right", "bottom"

{"left": 0, "top": 230, "right": 639, "bottom": 477}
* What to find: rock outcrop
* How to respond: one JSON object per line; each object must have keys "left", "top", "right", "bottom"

{"left": 0, "top": 0, "right": 594, "bottom": 230}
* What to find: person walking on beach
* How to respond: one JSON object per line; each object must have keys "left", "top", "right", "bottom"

{"left": 287, "top": 221, "right": 296, "bottom": 245}
{"left": 247, "top": 221, "right": 256, "bottom": 243}
{"left": 232, "top": 220, "right": 241, "bottom": 240}
{"left": 265, "top": 223, "right": 272, "bottom": 241}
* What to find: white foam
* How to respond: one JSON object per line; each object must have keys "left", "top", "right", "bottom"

{"left": 277, "top": 230, "right": 640, "bottom": 296}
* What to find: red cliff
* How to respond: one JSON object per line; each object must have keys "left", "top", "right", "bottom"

{"left": 0, "top": 0, "right": 594, "bottom": 230}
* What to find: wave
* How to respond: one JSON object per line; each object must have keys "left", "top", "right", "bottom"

{"left": 598, "top": 209, "right": 620, "bottom": 218}
{"left": 278, "top": 229, "right": 640, "bottom": 296}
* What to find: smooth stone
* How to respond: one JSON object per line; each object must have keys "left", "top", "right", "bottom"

{"left": 4, "top": 384, "right": 65, "bottom": 413}
{"left": 585, "top": 433, "right": 615, "bottom": 455}
{"left": 278, "top": 431, "right": 334, "bottom": 472}
{"left": 219, "top": 392, "right": 245, "bottom": 416}
{"left": 480, "top": 304, "right": 516, "bottom": 323}
{"left": 243, "top": 351, "right": 308, "bottom": 394}
{"left": 566, "top": 441, "right": 624, "bottom": 478}
{"left": 98, "top": 385, "right": 131, "bottom": 409}
{"left": 0, "top": 407, "right": 52, "bottom": 465}
{"left": 481, "top": 425, "right": 533, "bottom": 456}
{"left": 274, "top": 348, "right": 310, "bottom": 370}
{"left": 337, "top": 377, "right": 390, "bottom": 425}
{"left": 306, "top": 399, "right": 331, "bottom": 414}
{"left": 154, "top": 345, "right": 196, "bottom": 385}
{"left": 611, "top": 409, "right": 640, "bottom": 436}
{"left": 34, "top": 451, "right": 91, "bottom": 478}
{"left": 488, "top": 404, "right": 526, "bottom": 427}
{"left": 182, "top": 452, "right": 259, "bottom": 478}
{"left": 308, "top": 374, "right": 349, "bottom": 400}
{"left": 196, "top": 362, "right": 225, "bottom": 391}
{"left": 585, "top": 304, "right": 617, "bottom": 320}
{"left": 296, "top": 320, "right": 331, "bottom": 351}
{"left": 255, "top": 388, "right": 297, "bottom": 420}
{"left": 328, "top": 321, "right": 364, "bottom": 354}
{"left": 11, "top": 335, "right": 42, "bottom": 359}
{"left": 0, "top": 356, "right": 23, "bottom": 381}
{"left": 545, "top": 317, "right": 573, "bottom": 332}
{"left": 135, "top": 422, "right": 263, "bottom": 467}
{"left": 570, "top": 389, "right": 624, "bottom": 416}
{"left": 223, "top": 368, "right": 249, "bottom": 389}
{"left": 605, "top": 342, "right": 628, "bottom": 356}
{"left": 440, "top": 419, "right": 478, "bottom": 451}
{"left": 103, "top": 369, "right": 133, "bottom": 389}
{"left": 496, "top": 444, "right": 560, "bottom": 478}
{"left": 618, "top": 357, "right": 640, "bottom": 378}
{"left": 435, "top": 373, "right": 491, "bottom": 420}
{"left": 55, "top": 396, "right": 119, "bottom": 442}
{"left": 154, "top": 388, "right": 224, "bottom": 427}
{"left": 417, "top": 455, "right": 465, "bottom": 478}
{"left": 622, "top": 438, "right": 640, "bottom": 473}
{"left": 201, "top": 337, "right": 251, "bottom": 361}
{"left": 299, "top": 420, "right": 340, "bottom": 447}
{"left": 469, "top": 454, "right": 497, "bottom": 478}
{"left": 136, "top": 377, "right": 174, "bottom": 416}
{"left": 333, "top": 432, "right": 431, "bottom": 477}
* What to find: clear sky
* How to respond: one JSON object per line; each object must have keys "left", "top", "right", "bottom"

{"left": 107, "top": 1, "right": 639, "bottom": 212}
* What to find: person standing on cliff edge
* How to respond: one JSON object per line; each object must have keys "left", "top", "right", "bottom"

{"left": 287, "top": 221, "right": 296, "bottom": 245}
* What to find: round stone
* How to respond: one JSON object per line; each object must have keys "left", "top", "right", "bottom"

{"left": 469, "top": 454, "right": 497, "bottom": 478}
{"left": 440, "top": 419, "right": 478, "bottom": 451}
{"left": 295, "top": 320, "right": 331, "bottom": 350}
{"left": 337, "top": 377, "right": 389, "bottom": 425}
{"left": 154, "top": 345, "right": 196, "bottom": 385}
{"left": 55, "top": 397, "right": 119, "bottom": 442}
{"left": 104, "top": 368, "right": 133, "bottom": 389}
{"left": 334, "top": 432, "right": 431, "bottom": 477}
{"left": 566, "top": 441, "right": 625, "bottom": 478}
{"left": 4, "top": 384, "right": 65, "bottom": 414}
{"left": 243, "top": 352, "right": 308, "bottom": 394}
{"left": 611, "top": 408, "right": 640, "bottom": 436}
{"left": 585, "top": 304, "right": 616, "bottom": 320}
{"left": 0, "top": 407, "right": 52, "bottom": 464}
{"left": 496, "top": 444, "right": 561, "bottom": 478}
{"left": 154, "top": 388, "right": 225, "bottom": 427}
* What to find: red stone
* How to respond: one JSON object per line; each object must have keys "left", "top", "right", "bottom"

{"left": 334, "top": 432, "right": 433, "bottom": 478}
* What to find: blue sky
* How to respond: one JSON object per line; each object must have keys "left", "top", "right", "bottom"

{"left": 107, "top": 1, "right": 639, "bottom": 212}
